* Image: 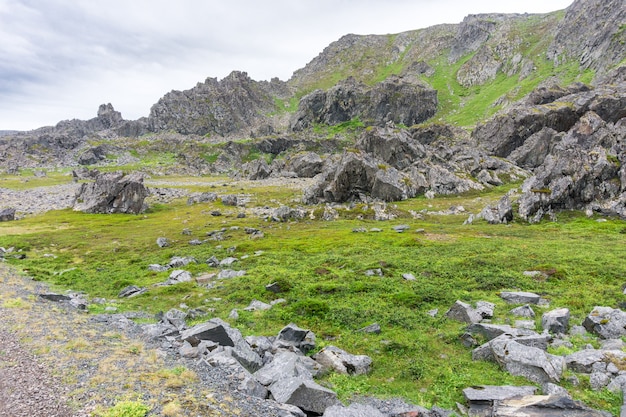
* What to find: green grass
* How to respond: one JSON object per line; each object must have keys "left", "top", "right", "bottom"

{"left": 2, "top": 177, "right": 625, "bottom": 414}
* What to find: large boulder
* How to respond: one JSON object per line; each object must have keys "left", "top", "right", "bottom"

{"left": 269, "top": 377, "right": 341, "bottom": 415}
{"left": 490, "top": 338, "right": 565, "bottom": 384}
{"left": 73, "top": 172, "right": 149, "bottom": 214}
{"left": 582, "top": 306, "right": 626, "bottom": 339}
{"left": 0, "top": 208, "right": 16, "bottom": 222}
{"left": 287, "top": 152, "right": 324, "bottom": 178}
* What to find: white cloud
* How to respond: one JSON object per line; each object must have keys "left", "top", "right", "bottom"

{"left": 0, "top": 0, "right": 573, "bottom": 130}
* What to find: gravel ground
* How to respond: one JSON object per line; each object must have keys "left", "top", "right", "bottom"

{"left": 0, "top": 264, "right": 292, "bottom": 417}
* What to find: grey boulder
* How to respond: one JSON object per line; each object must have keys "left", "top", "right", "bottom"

{"left": 269, "top": 377, "right": 340, "bottom": 415}
{"left": 313, "top": 346, "right": 372, "bottom": 376}
{"left": 490, "top": 338, "right": 564, "bottom": 384}
{"left": 582, "top": 306, "right": 626, "bottom": 339}
{"left": 322, "top": 403, "right": 385, "bottom": 417}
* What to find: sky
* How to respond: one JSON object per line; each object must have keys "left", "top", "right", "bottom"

{"left": 0, "top": 0, "right": 574, "bottom": 131}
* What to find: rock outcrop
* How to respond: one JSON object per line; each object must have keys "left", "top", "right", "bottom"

{"left": 147, "top": 71, "right": 288, "bottom": 137}
{"left": 290, "top": 75, "right": 437, "bottom": 130}
{"left": 474, "top": 81, "right": 626, "bottom": 222}
{"left": 303, "top": 126, "right": 527, "bottom": 204}
{"left": 73, "top": 172, "right": 149, "bottom": 214}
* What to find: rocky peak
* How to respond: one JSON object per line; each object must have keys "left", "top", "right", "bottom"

{"left": 147, "top": 71, "right": 285, "bottom": 137}
{"left": 96, "top": 103, "right": 124, "bottom": 129}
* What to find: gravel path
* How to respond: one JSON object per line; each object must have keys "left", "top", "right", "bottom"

{"left": 0, "top": 265, "right": 291, "bottom": 417}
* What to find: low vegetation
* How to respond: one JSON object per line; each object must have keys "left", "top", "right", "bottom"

{"left": 1, "top": 175, "right": 625, "bottom": 414}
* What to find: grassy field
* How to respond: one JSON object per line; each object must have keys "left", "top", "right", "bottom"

{"left": 1, "top": 175, "right": 625, "bottom": 414}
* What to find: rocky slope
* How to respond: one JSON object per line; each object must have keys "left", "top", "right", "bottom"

{"left": 0, "top": 0, "right": 624, "bottom": 221}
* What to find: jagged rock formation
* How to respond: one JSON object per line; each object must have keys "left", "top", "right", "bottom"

{"left": 290, "top": 75, "right": 437, "bottom": 130}
{"left": 302, "top": 126, "right": 527, "bottom": 204}
{"left": 474, "top": 81, "right": 626, "bottom": 221}
{"left": 73, "top": 172, "right": 149, "bottom": 214}
{"left": 147, "top": 71, "right": 289, "bottom": 136}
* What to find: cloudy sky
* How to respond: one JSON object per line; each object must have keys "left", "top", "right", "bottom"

{"left": 1, "top": 0, "right": 574, "bottom": 131}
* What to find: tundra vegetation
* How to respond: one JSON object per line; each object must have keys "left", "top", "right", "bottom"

{"left": 1, "top": 172, "right": 625, "bottom": 415}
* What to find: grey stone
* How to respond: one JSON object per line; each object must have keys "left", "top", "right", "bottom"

{"left": 162, "top": 308, "right": 187, "bottom": 330}
{"left": 510, "top": 304, "right": 535, "bottom": 318}
{"left": 118, "top": 285, "right": 147, "bottom": 298}
{"left": 542, "top": 308, "right": 570, "bottom": 334}
{"left": 219, "top": 257, "right": 238, "bottom": 266}
{"left": 402, "top": 273, "right": 416, "bottom": 281}
{"left": 164, "top": 269, "right": 192, "bottom": 285}
{"left": 254, "top": 351, "right": 317, "bottom": 386}
{"left": 583, "top": 306, "right": 626, "bottom": 339}
{"left": 491, "top": 395, "right": 611, "bottom": 416}
{"left": 181, "top": 318, "right": 239, "bottom": 347}
{"left": 393, "top": 224, "right": 410, "bottom": 232}
{"left": 479, "top": 195, "right": 513, "bottom": 224}
{"left": 607, "top": 374, "right": 626, "bottom": 393}
{"left": 217, "top": 269, "right": 246, "bottom": 279}
{"left": 269, "top": 377, "right": 340, "bottom": 415}
{"left": 168, "top": 256, "right": 197, "bottom": 268}
{"left": 590, "top": 371, "right": 611, "bottom": 391}
{"left": 490, "top": 338, "right": 564, "bottom": 383}
{"left": 244, "top": 299, "right": 273, "bottom": 311}
{"left": 245, "top": 335, "right": 274, "bottom": 356}
{"left": 238, "top": 374, "right": 269, "bottom": 399}
{"left": 541, "top": 382, "right": 570, "bottom": 397}
{"left": 463, "top": 385, "right": 536, "bottom": 402}
{"left": 222, "top": 194, "right": 239, "bottom": 206}
{"left": 187, "top": 192, "right": 218, "bottom": 205}
{"left": 358, "top": 323, "right": 381, "bottom": 334}
{"left": 500, "top": 291, "right": 541, "bottom": 304}
{"left": 466, "top": 323, "right": 538, "bottom": 342}
{"left": 365, "top": 268, "right": 383, "bottom": 277}
{"left": 148, "top": 264, "right": 169, "bottom": 272}
{"left": 277, "top": 323, "right": 316, "bottom": 353}
{"left": 0, "top": 208, "right": 16, "bottom": 222}
{"left": 445, "top": 300, "right": 482, "bottom": 324}
{"left": 600, "top": 339, "right": 626, "bottom": 350}
{"left": 38, "top": 293, "right": 71, "bottom": 302}
{"left": 74, "top": 172, "right": 148, "bottom": 214}
{"left": 313, "top": 345, "right": 372, "bottom": 375}
{"left": 156, "top": 237, "right": 169, "bottom": 248}
{"left": 565, "top": 349, "right": 626, "bottom": 374}
{"left": 322, "top": 403, "right": 385, "bottom": 417}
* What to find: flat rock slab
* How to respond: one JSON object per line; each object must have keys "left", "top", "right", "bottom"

{"left": 499, "top": 291, "right": 541, "bottom": 304}
{"left": 491, "top": 395, "right": 609, "bottom": 417}
{"left": 463, "top": 385, "right": 536, "bottom": 402}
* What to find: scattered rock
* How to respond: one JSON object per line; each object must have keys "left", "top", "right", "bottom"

{"left": 244, "top": 300, "right": 273, "bottom": 311}
{"left": 269, "top": 377, "right": 341, "bottom": 415}
{"left": 74, "top": 172, "right": 149, "bottom": 214}
{"left": 156, "top": 237, "right": 170, "bottom": 248}
{"left": 490, "top": 338, "right": 565, "bottom": 384}
{"left": 541, "top": 308, "right": 570, "bottom": 334}
{"left": 164, "top": 270, "right": 192, "bottom": 285}
{"left": 582, "top": 306, "right": 626, "bottom": 339}
{"left": 217, "top": 269, "right": 247, "bottom": 279}
{"left": 499, "top": 291, "right": 541, "bottom": 304}
{"left": 118, "top": 285, "right": 147, "bottom": 298}
{"left": 358, "top": 323, "right": 381, "bottom": 334}
{"left": 510, "top": 304, "right": 535, "bottom": 318}
{"left": 313, "top": 346, "right": 372, "bottom": 376}
{"left": 0, "top": 208, "right": 16, "bottom": 222}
